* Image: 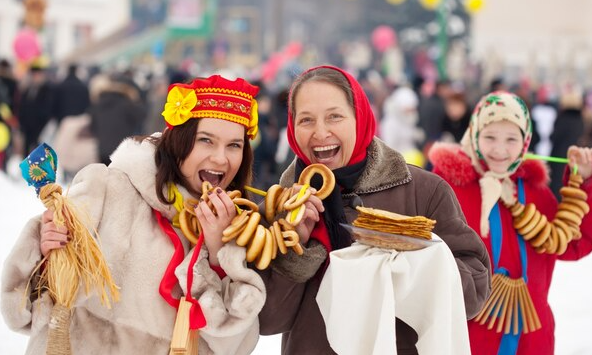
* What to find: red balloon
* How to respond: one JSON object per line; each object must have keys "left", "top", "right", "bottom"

{"left": 371, "top": 25, "right": 397, "bottom": 53}
{"left": 13, "top": 29, "right": 41, "bottom": 62}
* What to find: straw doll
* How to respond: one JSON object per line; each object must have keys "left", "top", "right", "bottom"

{"left": 18, "top": 143, "right": 118, "bottom": 355}
{"left": 429, "top": 91, "right": 592, "bottom": 355}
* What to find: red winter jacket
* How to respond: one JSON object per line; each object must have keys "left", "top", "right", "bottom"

{"left": 430, "top": 142, "right": 592, "bottom": 355}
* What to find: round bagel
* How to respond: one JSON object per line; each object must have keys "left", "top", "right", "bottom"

{"left": 246, "top": 225, "right": 267, "bottom": 262}
{"left": 510, "top": 202, "right": 525, "bottom": 218}
{"left": 278, "top": 218, "right": 295, "bottom": 231}
{"left": 283, "top": 187, "right": 312, "bottom": 211}
{"left": 183, "top": 198, "right": 200, "bottom": 216}
{"left": 543, "top": 224, "right": 557, "bottom": 254}
{"left": 517, "top": 209, "right": 541, "bottom": 235}
{"left": 282, "top": 230, "right": 300, "bottom": 247}
{"left": 297, "top": 163, "right": 336, "bottom": 200}
{"left": 275, "top": 187, "right": 292, "bottom": 213}
{"left": 553, "top": 221, "right": 569, "bottom": 255}
{"left": 265, "top": 184, "right": 283, "bottom": 223}
{"left": 255, "top": 228, "right": 274, "bottom": 270}
{"left": 529, "top": 219, "right": 551, "bottom": 248}
{"left": 562, "top": 197, "right": 590, "bottom": 214}
{"left": 569, "top": 173, "right": 583, "bottom": 185}
{"left": 272, "top": 221, "right": 287, "bottom": 255}
{"left": 556, "top": 210, "right": 582, "bottom": 226}
{"left": 522, "top": 214, "right": 548, "bottom": 241}
{"left": 233, "top": 197, "right": 259, "bottom": 213}
{"left": 179, "top": 209, "right": 199, "bottom": 244}
{"left": 560, "top": 186, "right": 588, "bottom": 201}
{"left": 236, "top": 212, "right": 262, "bottom": 247}
{"left": 514, "top": 203, "right": 536, "bottom": 230}
{"left": 222, "top": 211, "right": 251, "bottom": 240}
{"left": 287, "top": 203, "right": 306, "bottom": 226}
{"left": 557, "top": 202, "right": 585, "bottom": 219}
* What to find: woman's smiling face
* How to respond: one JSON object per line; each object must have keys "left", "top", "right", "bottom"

{"left": 477, "top": 120, "right": 524, "bottom": 174}
{"left": 180, "top": 118, "right": 245, "bottom": 193}
{"left": 293, "top": 81, "right": 356, "bottom": 170}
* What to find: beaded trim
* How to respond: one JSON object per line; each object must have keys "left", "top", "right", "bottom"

{"left": 195, "top": 87, "right": 254, "bottom": 100}
{"left": 195, "top": 97, "right": 249, "bottom": 115}
{"left": 191, "top": 110, "right": 249, "bottom": 127}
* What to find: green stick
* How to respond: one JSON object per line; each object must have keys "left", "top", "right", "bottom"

{"left": 524, "top": 153, "right": 569, "bottom": 163}
{"left": 524, "top": 153, "right": 577, "bottom": 174}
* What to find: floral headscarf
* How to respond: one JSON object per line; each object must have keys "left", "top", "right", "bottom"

{"left": 460, "top": 91, "right": 532, "bottom": 236}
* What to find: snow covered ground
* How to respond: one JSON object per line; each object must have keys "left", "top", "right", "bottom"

{"left": 1, "top": 170, "right": 591, "bottom": 354}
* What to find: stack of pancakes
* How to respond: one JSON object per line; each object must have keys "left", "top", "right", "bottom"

{"left": 352, "top": 206, "right": 436, "bottom": 240}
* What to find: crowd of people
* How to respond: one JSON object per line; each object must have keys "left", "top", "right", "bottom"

{"left": 1, "top": 53, "right": 592, "bottom": 355}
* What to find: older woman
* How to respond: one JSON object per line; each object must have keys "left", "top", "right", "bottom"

{"left": 257, "top": 65, "right": 491, "bottom": 355}
{"left": 2, "top": 74, "right": 265, "bottom": 354}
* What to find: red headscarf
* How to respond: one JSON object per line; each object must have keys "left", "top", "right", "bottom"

{"left": 286, "top": 65, "right": 377, "bottom": 166}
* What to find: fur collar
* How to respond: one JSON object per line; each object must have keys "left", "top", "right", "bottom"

{"left": 428, "top": 142, "right": 550, "bottom": 188}
{"left": 108, "top": 134, "right": 178, "bottom": 220}
{"left": 279, "top": 138, "right": 411, "bottom": 195}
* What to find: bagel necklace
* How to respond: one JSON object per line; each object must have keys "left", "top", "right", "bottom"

{"left": 169, "top": 164, "right": 336, "bottom": 270}
{"left": 475, "top": 168, "right": 589, "bottom": 345}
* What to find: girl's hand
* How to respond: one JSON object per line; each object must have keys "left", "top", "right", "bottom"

{"left": 567, "top": 146, "right": 592, "bottom": 180}
{"left": 195, "top": 188, "right": 236, "bottom": 266}
{"left": 39, "top": 209, "right": 70, "bottom": 257}
{"left": 294, "top": 194, "right": 325, "bottom": 245}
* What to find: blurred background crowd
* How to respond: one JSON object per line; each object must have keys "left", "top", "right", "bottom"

{"left": 1, "top": 0, "right": 592, "bottom": 200}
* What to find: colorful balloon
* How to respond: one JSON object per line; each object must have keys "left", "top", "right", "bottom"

{"left": 13, "top": 28, "right": 41, "bottom": 62}
{"left": 371, "top": 25, "right": 397, "bottom": 53}
{"left": 419, "top": 0, "right": 443, "bottom": 10}
{"left": 465, "top": 0, "right": 485, "bottom": 14}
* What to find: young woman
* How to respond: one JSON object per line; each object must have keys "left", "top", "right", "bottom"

{"left": 429, "top": 91, "right": 592, "bottom": 355}
{"left": 2, "top": 74, "right": 266, "bottom": 354}
{"left": 257, "top": 65, "right": 491, "bottom": 355}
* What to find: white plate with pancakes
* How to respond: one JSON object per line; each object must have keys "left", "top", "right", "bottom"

{"left": 341, "top": 224, "right": 441, "bottom": 251}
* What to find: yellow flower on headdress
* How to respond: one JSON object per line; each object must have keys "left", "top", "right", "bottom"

{"left": 162, "top": 86, "right": 198, "bottom": 127}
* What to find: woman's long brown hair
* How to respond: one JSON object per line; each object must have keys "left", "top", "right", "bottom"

{"left": 145, "top": 119, "right": 253, "bottom": 205}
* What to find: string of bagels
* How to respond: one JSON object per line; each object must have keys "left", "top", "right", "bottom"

{"left": 504, "top": 170, "right": 588, "bottom": 255}
{"left": 178, "top": 163, "right": 335, "bottom": 270}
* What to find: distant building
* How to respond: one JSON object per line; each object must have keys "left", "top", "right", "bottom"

{"left": 0, "top": 0, "right": 129, "bottom": 62}
{"left": 471, "top": 0, "right": 592, "bottom": 87}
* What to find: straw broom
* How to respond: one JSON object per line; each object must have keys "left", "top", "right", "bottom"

{"left": 21, "top": 143, "right": 119, "bottom": 355}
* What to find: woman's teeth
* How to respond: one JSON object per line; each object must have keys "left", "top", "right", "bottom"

{"left": 199, "top": 170, "right": 224, "bottom": 185}
{"left": 313, "top": 145, "right": 340, "bottom": 159}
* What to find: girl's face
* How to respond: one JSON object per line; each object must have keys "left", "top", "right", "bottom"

{"left": 180, "top": 118, "right": 245, "bottom": 193}
{"left": 477, "top": 120, "right": 524, "bottom": 174}
{"left": 293, "top": 81, "right": 356, "bottom": 170}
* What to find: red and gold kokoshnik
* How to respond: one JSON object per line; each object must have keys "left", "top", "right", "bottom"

{"left": 162, "top": 75, "right": 260, "bottom": 139}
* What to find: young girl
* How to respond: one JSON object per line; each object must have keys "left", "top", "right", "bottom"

{"left": 429, "top": 91, "right": 592, "bottom": 355}
{"left": 2, "top": 74, "right": 265, "bottom": 354}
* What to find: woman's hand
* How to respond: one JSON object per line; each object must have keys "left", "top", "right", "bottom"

{"left": 39, "top": 209, "right": 70, "bottom": 257}
{"left": 294, "top": 194, "right": 325, "bottom": 246}
{"left": 568, "top": 146, "right": 592, "bottom": 180}
{"left": 195, "top": 188, "right": 237, "bottom": 266}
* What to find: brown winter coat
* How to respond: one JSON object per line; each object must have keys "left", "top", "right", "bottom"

{"left": 258, "top": 138, "right": 491, "bottom": 355}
